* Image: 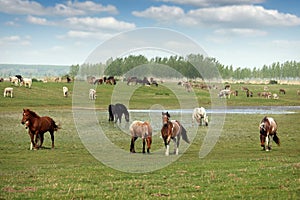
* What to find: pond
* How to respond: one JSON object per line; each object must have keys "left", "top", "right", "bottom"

{"left": 129, "top": 106, "right": 300, "bottom": 115}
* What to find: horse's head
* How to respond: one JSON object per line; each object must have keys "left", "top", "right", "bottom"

{"left": 162, "top": 112, "right": 170, "bottom": 126}
{"left": 21, "top": 109, "right": 30, "bottom": 125}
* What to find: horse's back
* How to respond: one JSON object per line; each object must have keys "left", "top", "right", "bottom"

{"left": 39, "top": 116, "right": 59, "bottom": 132}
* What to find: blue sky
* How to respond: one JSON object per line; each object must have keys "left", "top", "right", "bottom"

{"left": 0, "top": 0, "right": 300, "bottom": 69}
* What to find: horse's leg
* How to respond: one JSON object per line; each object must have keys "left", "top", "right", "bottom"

{"left": 260, "top": 134, "right": 265, "bottom": 150}
{"left": 39, "top": 133, "right": 44, "bottom": 148}
{"left": 50, "top": 131, "right": 55, "bottom": 149}
{"left": 265, "top": 134, "right": 270, "bottom": 151}
{"left": 33, "top": 132, "right": 40, "bottom": 150}
{"left": 130, "top": 137, "right": 137, "bottom": 153}
{"left": 142, "top": 138, "right": 146, "bottom": 153}
{"left": 174, "top": 137, "right": 180, "bottom": 155}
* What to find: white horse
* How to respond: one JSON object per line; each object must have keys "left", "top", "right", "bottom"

{"left": 89, "top": 89, "right": 96, "bottom": 100}
{"left": 63, "top": 86, "right": 68, "bottom": 97}
{"left": 192, "top": 107, "right": 208, "bottom": 126}
{"left": 3, "top": 87, "right": 13, "bottom": 98}
{"left": 218, "top": 89, "right": 231, "bottom": 98}
{"left": 21, "top": 78, "right": 32, "bottom": 88}
{"left": 10, "top": 76, "right": 20, "bottom": 86}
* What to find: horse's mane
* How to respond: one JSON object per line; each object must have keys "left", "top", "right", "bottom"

{"left": 24, "top": 109, "right": 40, "bottom": 118}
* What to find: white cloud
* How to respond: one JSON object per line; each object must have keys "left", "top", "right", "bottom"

{"left": 59, "top": 30, "right": 114, "bottom": 40}
{"left": 0, "top": 35, "right": 31, "bottom": 46}
{"left": 133, "top": 5, "right": 300, "bottom": 28}
{"left": 186, "top": 5, "right": 300, "bottom": 27}
{"left": 214, "top": 28, "right": 267, "bottom": 37}
{"left": 65, "top": 17, "right": 136, "bottom": 31}
{"left": 157, "top": 0, "right": 265, "bottom": 7}
{"left": 0, "top": 0, "right": 118, "bottom": 16}
{"left": 26, "top": 15, "right": 54, "bottom": 25}
{"left": 132, "top": 5, "right": 184, "bottom": 22}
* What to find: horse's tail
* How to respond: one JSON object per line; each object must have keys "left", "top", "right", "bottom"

{"left": 53, "top": 120, "right": 61, "bottom": 131}
{"left": 180, "top": 125, "right": 190, "bottom": 144}
{"left": 273, "top": 133, "right": 280, "bottom": 146}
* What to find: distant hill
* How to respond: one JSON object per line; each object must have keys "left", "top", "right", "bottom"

{"left": 0, "top": 64, "right": 69, "bottom": 78}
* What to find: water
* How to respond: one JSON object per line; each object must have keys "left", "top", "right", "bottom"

{"left": 129, "top": 106, "right": 300, "bottom": 115}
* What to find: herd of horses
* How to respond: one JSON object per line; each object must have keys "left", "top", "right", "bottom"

{"left": 21, "top": 103, "right": 280, "bottom": 154}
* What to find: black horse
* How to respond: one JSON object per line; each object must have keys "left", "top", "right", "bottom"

{"left": 108, "top": 103, "right": 129, "bottom": 123}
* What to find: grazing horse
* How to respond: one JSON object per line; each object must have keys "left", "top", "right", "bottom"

{"left": 63, "top": 86, "right": 68, "bottom": 97}
{"left": 21, "top": 78, "right": 32, "bottom": 88}
{"left": 259, "top": 116, "right": 280, "bottom": 151}
{"left": 129, "top": 120, "right": 152, "bottom": 153}
{"left": 21, "top": 109, "right": 60, "bottom": 150}
{"left": 161, "top": 112, "right": 189, "bottom": 156}
{"left": 279, "top": 89, "right": 286, "bottom": 95}
{"left": 108, "top": 103, "right": 129, "bottom": 123}
{"left": 192, "top": 107, "right": 208, "bottom": 126}
{"left": 3, "top": 87, "right": 13, "bottom": 98}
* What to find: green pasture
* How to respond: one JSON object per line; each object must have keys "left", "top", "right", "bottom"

{"left": 0, "top": 81, "right": 299, "bottom": 199}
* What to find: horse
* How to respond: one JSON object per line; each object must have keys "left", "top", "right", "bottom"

{"left": 21, "top": 109, "right": 60, "bottom": 150}
{"left": 89, "top": 89, "right": 96, "bottom": 100}
{"left": 21, "top": 78, "right": 32, "bottom": 88}
{"left": 161, "top": 112, "right": 189, "bottom": 156}
{"left": 3, "top": 87, "right": 13, "bottom": 98}
{"left": 192, "top": 107, "right": 208, "bottom": 126}
{"left": 218, "top": 89, "right": 231, "bottom": 98}
{"left": 259, "top": 116, "right": 280, "bottom": 151}
{"left": 108, "top": 103, "right": 129, "bottom": 123}
{"left": 279, "top": 89, "right": 286, "bottom": 95}
{"left": 63, "top": 86, "right": 68, "bottom": 97}
{"left": 129, "top": 120, "right": 152, "bottom": 153}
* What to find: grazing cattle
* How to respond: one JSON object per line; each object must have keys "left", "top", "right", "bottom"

{"left": 127, "top": 77, "right": 138, "bottom": 85}
{"left": 192, "top": 107, "right": 208, "bottom": 126}
{"left": 63, "top": 86, "right": 68, "bottom": 97}
{"left": 21, "top": 78, "right": 32, "bottom": 88}
{"left": 108, "top": 103, "right": 129, "bottom": 123}
{"left": 297, "top": 89, "right": 300, "bottom": 95}
{"left": 89, "top": 89, "right": 96, "bottom": 100}
{"left": 279, "top": 89, "right": 286, "bottom": 95}
{"left": 259, "top": 116, "right": 280, "bottom": 151}
{"left": 218, "top": 89, "right": 231, "bottom": 98}
{"left": 129, "top": 120, "right": 152, "bottom": 153}
{"left": 3, "top": 87, "right": 13, "bottom": 98}
{"left": 161, "top": 112, "right": 189, "bottom": 156}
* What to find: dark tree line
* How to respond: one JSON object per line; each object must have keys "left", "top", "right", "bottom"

{"left": 72, "top": 54, "right": 300, "bottom": 80}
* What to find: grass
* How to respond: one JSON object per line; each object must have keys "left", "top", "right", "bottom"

{"left": 0, "top": 81, "right": 300, "bottom": 199}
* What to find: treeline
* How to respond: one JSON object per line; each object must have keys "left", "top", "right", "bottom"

{"left": 75, "top": 54, "right": 300, "bottom": 80}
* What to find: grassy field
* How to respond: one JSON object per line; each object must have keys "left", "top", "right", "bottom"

{"left": 0, "top": 81, "right": 299, "bottom": 199}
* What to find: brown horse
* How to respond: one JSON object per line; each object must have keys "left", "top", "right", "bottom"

{"left": 161, "top": 112, "right": 189, "bottom": 156}
{"left": 21, "top": 109, "right": 60, "bottom": 150}
{"left": 129, "top": 120, "right": 152, "bottom": 153}
{"left": 259, "top": 116, "right": 280, "bottom": 151}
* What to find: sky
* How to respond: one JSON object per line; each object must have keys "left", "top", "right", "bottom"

{"left": 0, "top": 0, "right": 300, "bottom": 69}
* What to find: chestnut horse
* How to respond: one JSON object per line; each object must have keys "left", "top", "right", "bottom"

{"left": 21, "top": 109, "right": 60, "bottom": 150}
{"left": 161, "top": 112, "right": 189, "bottom": 156}
{"left": 259, "top": 116, "right": 280, "bottom": 151}
{"left": 129, "top": 120, "right": 152, "bottom": 153}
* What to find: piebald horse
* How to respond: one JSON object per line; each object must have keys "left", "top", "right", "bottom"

{"left": 259, "top": 116, "right": 280, "bottom": 151}
{"left": 161, "top": 112, "right": 189, "bottom": 156}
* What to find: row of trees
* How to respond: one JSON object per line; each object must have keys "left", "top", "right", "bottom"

{"left": 71, "top": 54, "right": 300, "bottom": 80}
